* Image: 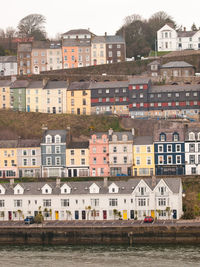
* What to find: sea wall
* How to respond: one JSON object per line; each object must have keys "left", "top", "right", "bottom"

{"left": 0, "top": 225, "right": 200, "bottom": 245}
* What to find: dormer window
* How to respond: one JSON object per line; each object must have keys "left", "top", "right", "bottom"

{"left": 46, "top": 135, "right": 52, "bottom": 144}
{"left": 113, "top": 135, "right": 117, "bottom": 142}
{"left": 189, "top": 132, "right": 195, "bottom": 141}
{"left": 55, "top": 135, "right": 61, "bottom": 143}
{"left": 160, "top": 133, "right": 166, "bottom": 142}
{"left": 17, "top": 189, "right": 20, "bottom": 194}
{"left": 45, "top": 189, "right": 48, "bottom": 193}
{"left": 123, "top": 135, "right": 128, "bottom": 141}
{"left": 112, "top": 188, "right": 115, "bottom": 193}
{"left": 173, "top": 133, "right": 179, "bottom": 142}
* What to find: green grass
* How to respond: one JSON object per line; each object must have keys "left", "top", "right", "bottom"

{"left": 149, "top": 51, "right": 171, "bottom": 57}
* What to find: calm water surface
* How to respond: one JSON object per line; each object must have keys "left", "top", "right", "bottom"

{"left": 0, "top": 244, "right": 200, "bottom": 267}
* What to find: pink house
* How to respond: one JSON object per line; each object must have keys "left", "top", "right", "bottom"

{"left": 89, "top": 133, "right": 109, "bottom": 176}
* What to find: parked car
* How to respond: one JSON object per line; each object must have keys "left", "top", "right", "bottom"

{"left": 24, "top": 216, "right": 35, "bottom": 224}
{"left": 143, "top": 216, "right": 154, "bottom": 223}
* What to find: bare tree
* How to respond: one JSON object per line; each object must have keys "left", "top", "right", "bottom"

{"left": 0, "top": 28, "right": 5, "bottom": 38}
{"left": 17, "top": 13, "right": 47, "bottom": 40}
{"left": 123, "top": 14, "right": 142, "bottom": 26}
{"left": 5, "top": 27, "right": 16, "bottom": 38}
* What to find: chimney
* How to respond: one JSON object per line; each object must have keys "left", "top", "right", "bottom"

{"left": 132, "top": 128, "right": 135, "bottom": 136}
{"left": 108, "top": 128, "right": 113, "bottom": 136}
{"left": 104, "top": 177, "right": 108, "bottom": 188}
{"left": 105, "top": 32, "right": 107, "bottom": 37}
{"left": 10, "top": 178, "right": 14, "bottom": 188}
{"left": 42, "top": 78, "right": 49, "bottom": 87}
{"left": 42, "top": 124, "right": 48, "bottom": 132}
{"left": 56, "top": 178, "right": 61, "bottom": 188}
{"left": 152, "top": 176, "right": 156, "bottom": 187}
{"left": 184, "top": 27, "right": 186, "bottom": 32}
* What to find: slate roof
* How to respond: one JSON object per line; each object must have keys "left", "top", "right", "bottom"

{"left": 128, "top": 77, "right": 151, "bottom": 85}
{"left": 32, "top": 41, "right": 50, "bottom": 49}
{"left": 0, "top": 80, "right": 12, "bottom": 87}
{"left": 68, "top": 81, "right": 91, "bottom": 90}
{"left": 177, "top": 31, "right": 197, "bottom": 38}
{"left": 148, "top": 60, "right": 160, "bottom": 66}
{"left": 92, "top": 36, "right": 106, "bottom": 43}
{"left": 150, "top": 84, "right": 200, "bottom": 93}
{"left": 133, "top": 136, "right": 153, "bottom": 145}
{"left": 105, "top": 35, "right": 125, "bottom": 43}
{"left": 109, "top": 131, "right": 133, "bottom": 141}
{"left": 89, "top": 81, "right": 128, "bottom": 89}
{"left": 0, "top": 140, "right": 18, "bottom": 148}
{"left": 44, "top": 81, "right": 67, "bottom": 89}
{"left": 161, "top": 61, "right": 193, "bottom": 69}
{"left": 67, "top": 141, "right": 89, "bottom": 149}
{"left": 0, "top": 56, "right": 17, "bottom": 63}
{"left": 17, "top": 139, "right": 41, "bottom": 148}
{"left": 90, "top": 132, "right": 108, "bottom": 139}
{"left": 11, "top": 80, "right": 29, "bottom": 88}
{"left": 1, "top": 178, "right": 181, "bottom": 195}
{"left": 62, "top": 29, "right": 93, "bottom": 36}
{"left": 18, "top": 43, "right": 32, "bottom": 52}
{"left": 62, "top": 39, "right": 91, "bottom": 47}
{"left": 27, "top": 81, "right": 43, "bottom": 89}
{"left": 41, "top": 129, "right": 68, "bottom": 143}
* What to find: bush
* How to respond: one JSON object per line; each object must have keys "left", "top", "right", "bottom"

{"left": 34, "top": 214, "right": 44, "bottom": 224}
{"left": 181, "top": 208, "right": 195, "bottom": 220}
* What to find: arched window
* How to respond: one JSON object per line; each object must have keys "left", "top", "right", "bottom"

{"left": 113, "top": 135, "right": 117, "bottom": 142}
{"left": 55, "top": 135, "right": 61, "bottom": 143}
{"left": 46, "top": 135, "right": 52, "bottom": 144}
{"left": 189, "top": 132, "right": 195, "bottom": 141}
{"left": 123, "top": 135, "right": 128, "bottom": 141}
{"left": 160, "top": 133, "right": 166, "bottom": 142}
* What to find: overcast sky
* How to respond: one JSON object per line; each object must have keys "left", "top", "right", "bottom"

{"left": 1, "top": 0, "right": 200, "bottom": 38}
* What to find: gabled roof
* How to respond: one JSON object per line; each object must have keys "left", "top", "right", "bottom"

{"left": 17, "top": 139, "right": 41, "bottom": 148}
{"left": 44, "top": 81, "right": 67, "bottom": 89}
{"left": 150, "top": 84, "right": 200, "bottom": 93}
{"left": 128, "top": 77, "right": 151, "bottom": 85}
{"left": 42, "top": 129, "right": 68, "bottom": 143}
{"left": 0, "top": 80, "right": 12, "bottom": 87}
{"left": 177, "top": 31, "right": 197, "bottom": 38}
{"left": 67, "top": 141, "right": 89, "bottom": 149}
{"left": 0, "top": 140, "right": 18, "bottom": 148}
{"left": 62, "top": 29, "right": 94, "bottom": 36}
{"left": 105, "top": 35, "right": 125, "bottom": 43}
{"left": 32, "top": 41, "right": 50, "bottom": 49}
{"left": 68, "top": 81, "right": 91, "bottom": 91}
{"left": 62, "top": 39, "right": 91, "bottom": 47}
{"left": 27, "top": 81, "right": 43, "bottom": 89}
{"left": 161, "top": 61, "right": 193, "bottom": 69}
{"left": 92, "top": 36, "right": 106, "bottom": 43}
{"left": 109, "top": 131, "right": 133, "bottom": 141}
{"left": 148, "top": 60, "right": 160, "bottom": 66}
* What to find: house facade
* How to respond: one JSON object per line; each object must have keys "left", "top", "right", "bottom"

{"left": 10, "top": 80, "right": 29, "bottom": 112}
{"left": 160, "top": 61, "right": 195, "bottom": 77}
{"left": 106, "top": 35, "right": 126, "bottom": 63}
{"left": 26, "top": 81, "right": 44, "bottom": 113}
{"left": 46, "top": 42, "right": 62, "bottom": 71}
{"left": 17, "top": 42, "right": 32, "bottom": 75}
{"left": 41, "top": 130, "right": 67, "bottom": 177}
{"left": 91, "top": 36, "right": 106, "bottom": 65}
{"left": 0, "top": 56, "right": 17, "bottom": 76}
{"left": 89, "top": 133, "right": 109, "bottom": 177}
{"left": 0, "top": 177, "right": 183, "bottom": 221}
{"left": 0, "top": 80, "right": 12, "bottom": 109}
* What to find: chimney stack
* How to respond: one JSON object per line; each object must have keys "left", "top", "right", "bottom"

{"left": 104, "top": 177, "right": 108, "bottom": 188}
{"left": 132, "top": 128, "right": 135, "bottom": 136}
{"left": 184, "top": 27, "right": 186, "bottom": 32}
{"left": 56, "top": 178, "right": 61, "bottom": 188}
{"left": 105, "top": 32, "right": 107, "bottom": 37}
{"left": 10, "top": 178, "right": 14, "bottom": 188}
{"left": 108, "top": 128, "right": 113, "bottom": 136}
{"left": 152, "top": 176, "right": 156, "bottom": 187}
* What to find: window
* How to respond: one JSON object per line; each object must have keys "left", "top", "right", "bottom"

{"left": 189, "top": 155, "right": 195, "bottom": 164}
{"left": 103, "top": 147, "right": 106, "bottom": 153}
{"left": 136, "top": 157, "right": 140, "bottom": 165}
{"left": 43, "top": 199, "right": 51, "bottom": 207}
{"left": 23, "top": 159, "right": 27, "bottom": 166}
{"left": 158, "top": 156, "right": 164, "bottom": 164}
{"left": 138, "top": 198, "right": 146, "bottom": 206}
{"left": 91, "top": 199, "right": 99, "bottom": 206}
{"left": 124, "top": 156, "right": 127, "bottom": 164}
{"left": 4, "top": 160, "right": 7, "bottom": 167}
{"left": 109, "top": 199, "right": 118, "bottom": 206}
{"left": 176, "top": 144, "right": 181, "bottom": 152}
{"left": 106, "top": 89, "right": 109, "bottom": 94}
{"left": 14, "top": 200, "right": 22, "bottom": 207}
{"left": 46, "top": 157, "right": 52, "bottom": 165}
{"left": 0, "top": 200, "right": 4, "bottom": 207}
{"left": 81, "top": 150, "right": 85, "bottom": 155}
{"left": 123, "top": 146, "right": 127, "bottom": 152}
{"left": 158, "top": 94, "right": 161, "bottom": 98}
{"left": 55, "top": 135, "right": 61, "bottom": 143}
{"left": 167, "top": 155, "right": 172, "bottom": 164}
{"left": 55, "top": 157, "right": 61, "bottom": 165}
{"left": 175, "top": 93, "right": 179, "bottom": 97}
{"left": 189, "top": 132, "right": 195, "bottom": 141}
{"left": 61, "top": 199, "right": 69, "bottom": 207}
{"left": 176, "top": 155, "right": 181, "bottom": 164}
{"left": 70, "top": 150, "right": 74, "bottom": 155}
{"left": 83, "top": 99, "right": 86, "bottom": 105}
{"left": 168, "top": 93, "right": 171, "bottom": 97}
{"left": 98, "top": 89, "right": 102, "bottom": 94}
{"left": 81, "top": 158, "right": 85, "bottom": 165}
{"left": 93, "top": 157, "right": 96, "bottom": 164}
{"left": 92, "top": 147, "right": 96, "bottom": 153}
{"left": 160, "top": 133, "right": 166, "bottom": 142}
{"left": 113, "top": 157, "right": 117, "bottom": 164}
{"left": 147, "top": 146, "right": 151, "bottom": 153}
{"left": 103, "top": 157, "right": 107, "bottom": 164}
{"left": 71, "top": 159, "right": 75, "bottom": 165}
{"left": 147, "top": 157, "right": 151, "bottom": 165}
{"left": 167, "top": 145, "right": 172, "bottom": 152}
{"left": 31, "top": 150, "right": 36, "bottom": 156}
{"left": 32, "top": 158, "right": 36, "bottom": 166}
{"left": 106, "top": 97, "right": 109, "bottom": 102}
{"left": 191, "top": 167, "right": 196, "bottom": 174}
{"left": 23, "top": 150, "right": 27, "bottom": 156}
{"left": 140, "top": 93, "right": 143, "bottom": 98}
{"left": 46, "top": 146, "right": 51, "bottom": 154}
{"left": 189, "top": 144, "right": 195, "bottom": 152}
{"left": 136, "top": 146, "right": 140, "bottom": 153}
{"left": 173, "top": 133, "right": 179, "bottom": 141}
{"left": 158, "top": 198, "right": 166, "bottom": 206}
{"left": 113, "top": 146, "right": 117, "bottom": 152}
{"left": 11, "top": 160, "right": 15, "bottom": 166}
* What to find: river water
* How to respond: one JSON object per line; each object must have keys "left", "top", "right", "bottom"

{"left": 1, "top": 244, "right": 200, "bottom": 267}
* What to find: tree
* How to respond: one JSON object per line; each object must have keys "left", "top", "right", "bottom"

{"left": 0, "top": 46, "right": 5, "bottom": 56}
{"left": 5, "top": 27, "right": 16, "bottom": 38}
{"left": 17, "top": 14, "right": 46, "bottom": 40}
{"left": 0, "top": 29, "right": 5, "bottom": 38}
{"left": 191, "top": 23, "right": 198, "bottom": 31}
{"left": 34, "top": 213, "right": 44, "bottom": 224}
{"left": 123, "top": 14, "right": 142, "bottom": 26}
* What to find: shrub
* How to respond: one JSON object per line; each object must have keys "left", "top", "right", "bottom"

{"left": 34, "top": 214, "right": 44, "bottom": 224}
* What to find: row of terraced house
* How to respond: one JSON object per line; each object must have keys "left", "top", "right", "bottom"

{"left": 0, "top": 77, "right": 199, "bottom": 119}
{"left": 0, "top": 122, "right": 199, "bottom": 179}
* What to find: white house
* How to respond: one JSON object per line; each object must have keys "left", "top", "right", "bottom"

{"left": 157, "top": 24, "right": 200, "bottom": 52}
{"left": 0, "top": 177, "right": 183, "bottom": 221}
{"left": 0, "top": 56, "right": 17, "bottom": 76}
{"left": 185, "top": 127, "right": 200, "bottom": 175}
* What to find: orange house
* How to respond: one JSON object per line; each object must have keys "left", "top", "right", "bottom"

{"left": 62, "top": 42, "right": 78, "bottom": 69}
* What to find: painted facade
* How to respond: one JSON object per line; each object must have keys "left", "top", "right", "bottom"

{"left": 91, "top": 36, "right": 106, "bottom": 65}
{"left": 11, "top": 80, "right": 29, "bottom": 112}
{"left": 133, "top": 136, "right": 155, "bottom": 176}
{"left": 26, "top": 81, "right": 44, "bottom": 113}
{"left": 46, "top": 43, "right": 62, "bottom": 71}
{"left": 0, "top": 56, "right": 17, "bottom": 76}
{"left": 0, "top": 178, "right": 183, "bottom": 221}
{"left": 0, "top": 80, "right": 11, "bottom": 109}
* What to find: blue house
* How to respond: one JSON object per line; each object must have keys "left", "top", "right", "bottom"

{"left": 154, "top": 123, "right": 185, "bottom": 175}
{"left": 41, "top": 129, "right": 68, "bottom": 177}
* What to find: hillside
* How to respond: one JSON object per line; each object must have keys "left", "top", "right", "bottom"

{"left": 0, "top": 110, "right": 124, "bottom": 140}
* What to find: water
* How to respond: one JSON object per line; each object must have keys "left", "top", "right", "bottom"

{"left": 0, "top": 244, "right": 200, "bottom": 267}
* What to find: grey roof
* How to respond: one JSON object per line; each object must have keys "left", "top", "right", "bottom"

{"left": 92, "top": 36, "right": 106, "bottom": 43}
{"left": 161, "top": 61, "right": 193, "bottom": 69}
{"left": 0, "top": 140, "right": 18, "bottom": 148}
{"left": 18, "top": 139, "right": 41, "bottom": 148}
{"left": 67, "top": 141, "right": 89, "bottom": 149}
{"left": 105, "top": 35, "right": 125, "bottom": 43}
{"left": 1, "top": 178, "right": 181, "bottom": 195}
{"left": 150, "top": 84, "right": 200, "bottom": 93}
{"left": 27, "top": 81, "right": 44, "bottom": 89}
{"left": 0, "top": 80, "right": 12, "bottom": 87}
{"left": 89, "top": 81, "right": 128, "bottom": 89}
{"left": 18, "top": 43, "right": 32, "bottom": 52}
{"left": 41, "top": 129, "right": 67, "bottom": 143}
{"left": 90, "top": 132, "right": 108, "bottom": 139}
{"left": 62, "top": 39, "right": 91, "bottom": 47}
{"left": 0, "top": 56, "right": 17, "bottom": 63}
{"left": 109, "top": 131, "right": 133, "bottom": 141}
{"left": 177, "top": 31, "right": 197, "bottom": 38}
{"left": 128, "top": 77, "right": 151, "bottom": 85}
{"left": 148, "top": 60, "right": 160, "bottom": 66}
{"left": 185, "top": 124, "right": 200, "bottom": 140}
{"left": 32, "top": 41, "right": 50, "bottom": 49}
{"left": 11, "top": 80, "right": 29, "bottom": 88}
{"left": 44, "top": 81, "right": 67, "bottom": 89}
{"left": 62, "top": 29, "right": 94, "bottom": 36}
{"left": 68, "top": 81, "right": 91, "bottom": 91}
{"left": 134, "top": 136, "right": 153, "bottom": 145}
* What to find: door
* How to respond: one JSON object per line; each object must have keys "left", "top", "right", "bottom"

{"left": 8, "top": 211, "right": 12, "bottom": 221}
{"left": 68, "top": 169, "right": 72, "bottom": 177}
{"left": 82, "top": 210, "right": 86, "bottom": 220}
{"left": 130, "top": 210, "right": 134, "bottom": 219}
{"left": 27, "top": 105, "right": 30, "bottom": 112}
{"left": 77, "top": 108, "right": 80, "bottom": 115}
{"left": 75, "top": 210, "right": 79, "bottom": 220}
{"left": 53, "top": 107, "right": 56, "bottom": 114}
{"left": 134, "top": 168, "right": 137, "bottom": 176}
{"left": 123, "top": 210, "right": 127, "bottom": 220}
{"left": 19, "top": 170, "right": 22, "bottom": 178}
{"left": 103, "top": 210, "right": 107, "bottom": 220}
{"left": 3, "top": 171, "right": 5, "bottom": 178}
{"left": 73, "top": 169, "right": 77, "bottom": 177}
{"left": 92, "top": 168, "right": 96, "bottom": 176}
{"left": 151, "top": 210, "right": 155, "bottom": 218}
{"left": 173, "top": 210, "right": 177, "bottom": 219}
{"left": 55, "top": 211, "right": 59, "bottom": 220}
{"left": 128, "top": 167, "right": 131, "bottom": 176}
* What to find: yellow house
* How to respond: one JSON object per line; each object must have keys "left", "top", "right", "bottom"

{"left": 26, "top": 81, "right": 44, "bottom": 112}
{"left": 67, "top": 82, "right": 91, "bottom": 115}
{"left": 91, "top": 36, "right": 106, "bottom": 65}
{"left": 66, "top": 141, "right": 89, "bottom": 177}
{"left": 133, "top": 136, "right": 155, "bottom": 176}
{"left": 0, "top": 80, "right": 12, "bottom": 109}
{"left": 0, "top": 140, "right": 18, "bottom": 178}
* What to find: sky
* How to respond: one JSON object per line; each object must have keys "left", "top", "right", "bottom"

{"left": 1, "top": 0, "right": 200, "bottom": 38}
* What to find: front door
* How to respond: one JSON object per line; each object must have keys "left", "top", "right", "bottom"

{"left": 53, "top": 107, "right": 56, "bottom": 114}
{"left": 68, "top": 169, "right": 72, "bottom": 177}
{"left": 75, "top": 210, "right": 79, "bottom": 220}
{"left": 123, "top": 210, "right": 127, "bottom": 220}
{"left": 103, "top": 210, "right": 107, "bottom": 220}
{"left": 3, "top": 171, "right": 5, "bottom": 178}
{"left": 92, "top": 168, "right": 96, "bottom": 176}
{"left": 77, "top": 108, "right": 80, "bottom": 115}
{"left": 8, "top": 211, "right": 12, "bottom": 221}
{"left": 34, "top": 211, "right": 38, "bottom": 217}
{"left": 82, "top": 210, "right": 86, "bottom": 220}
{"left": 151, "top": 210, "right": 155, "bottom": 218}
{"left": 173, "top": 210, "right": 177, "bottom": 219}
{"left": 73, "top": 169, "right": 77, "bottom": 177}
{"left": 134, "top": 168, "right": 137, "bottom": 176}
{"left": 130, "top": 210, "right": 134, "bottom": 219}
{"left": 128, "top": 167, "right": 131, "bottom": 176}
{"left": 19, "top": 170, "right": 22, "bottom": 178}
{"left": 55, "top": 211, "right": 59, "bottom": 220}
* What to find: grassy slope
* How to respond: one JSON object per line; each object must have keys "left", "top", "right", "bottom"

{"left": 0, "top": 110, "right": 124, "bottom": 139}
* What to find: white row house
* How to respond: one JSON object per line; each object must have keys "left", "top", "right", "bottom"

{"left": 0, "top": 177, "right": 183, "bottom": 221}
{"left": 157, "top": 24, "right": 200, "bottom": 52}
